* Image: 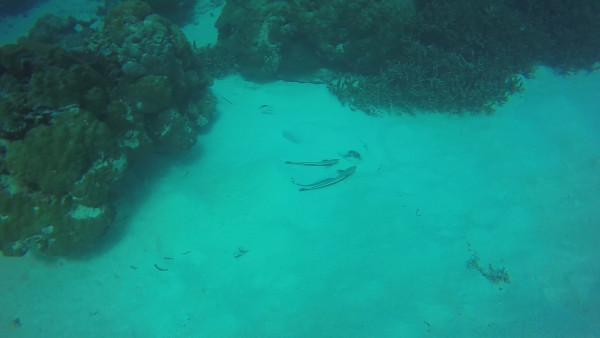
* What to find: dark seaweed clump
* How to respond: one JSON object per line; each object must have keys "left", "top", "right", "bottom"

{"left": 467, "top": 254, "right": 511, "bottom": 285}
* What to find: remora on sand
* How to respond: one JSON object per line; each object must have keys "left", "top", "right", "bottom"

{"left": 285, "top": 159, "right": 339, "bottom": 166}
{"left": 293, "top": 166, "right": 356, "bottom": 191}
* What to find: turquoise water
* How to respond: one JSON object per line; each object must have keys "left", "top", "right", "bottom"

{"left": 1, "top": 1, "right": 599, "bottom": 337}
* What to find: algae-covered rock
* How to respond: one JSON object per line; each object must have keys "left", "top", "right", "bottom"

{"left": 0, "top": 183, "right": 115, "bottom": 257}
{"left": 215, "top": 0, "right": 414, "bottom": 80}
{"left": 28, "top": 64, "right": 104, "bottom": 109}
{"left": 0, "top": 0, "right": 215, "bottom": 257}
{"left": 122, "top": 74, "right": 173, "bottom": 115}
{"left": 100, "top": 0, "right": 214, "bottom": 152}
{"left": 141, "top": 0, "right": 198, "bottom": 25}
{"left": 102, "top": 0, "right": 153, "bottom": 45}
{"left": 103, "top": 0, "right": 198, "bottom": 26}
{"left": 215, "top": 0, "right": 600, "bottom": 113}
{"left": 103, "top": 2, "right": 196, "bottom": 79}
{"left": 47, "top": 203, "right": 116, "bottom": 256}
{"left": 0, "top": 190, "right": 69, "bottom": 256}
{"left": 215, "top": 0, "right": 293, "bottom": 79}
{"left": 0, "top": 42, "right": 110, "bottom": 135}
{"left": 71, "top": 154, "right": 128, "bottom": 207}
{"left": 6, "top": 108, "right": 117, "bottom": 195}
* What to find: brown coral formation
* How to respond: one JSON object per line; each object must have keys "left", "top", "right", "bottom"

{"left": 0, "top": 0, "right": 215, "bottom": 256}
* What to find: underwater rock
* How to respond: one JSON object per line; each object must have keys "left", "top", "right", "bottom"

{"left": 215, "top": 0, "right": 600, "bottom": 113}
{"left": 215, "top": 0, "right": 414, "bottom": 80}
{"left": 103, "top": 0, "right": 199, "bottom": 26}
{"left": 122, "top": 74, "right": 173, "bottom": 115}
{"left": 5, "top": 108, "right": 118, "bottom": 196}
{"left": 0, "top": 0, "right": 215, "bottom": 256}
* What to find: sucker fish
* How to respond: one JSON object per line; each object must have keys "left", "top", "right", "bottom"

{"left": 285, "top": 159, "right": 339, "bottom": 166}
{"left": 293, "top": 166, "right": 357, "bottom": 191}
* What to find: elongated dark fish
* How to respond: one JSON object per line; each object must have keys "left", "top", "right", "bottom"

{"left": 294, "top": 166, "right": 356, "bottom": 191}
{"left": 285, "top": 159, "right": 339, "bottom": 166}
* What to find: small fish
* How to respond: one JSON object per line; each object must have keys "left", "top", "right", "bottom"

{"left": 285, "top": 159, "right": 339, "bottom": 166}
{"left": 294, "top": 166, "right": 357, "bottom": 191}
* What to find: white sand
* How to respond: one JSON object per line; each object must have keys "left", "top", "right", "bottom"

{"left": 1, "top": 2, "right": 600, "bottom": 337}
{"left": 2, "top": 69, "right": 599, "bottom": 337}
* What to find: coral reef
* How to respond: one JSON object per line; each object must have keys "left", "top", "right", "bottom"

{"left": 214, "top": 0, "right": 414, "bottom": 80}
{"left": 0, "top": 0, "right": 215, "bottom": 256}
{"left": 214, "top": 0, "right": 600, "bottom": 113}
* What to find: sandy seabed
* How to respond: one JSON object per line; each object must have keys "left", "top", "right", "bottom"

{"left": 1, "top": 1, "right": 600, "bottom": 337}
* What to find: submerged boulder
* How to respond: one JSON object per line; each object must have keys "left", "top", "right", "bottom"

{"left": 0, "top": 0, "right": 215, "bottom": 256}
